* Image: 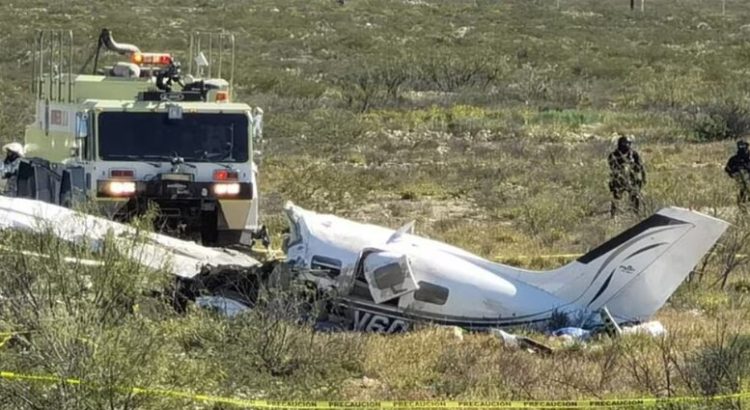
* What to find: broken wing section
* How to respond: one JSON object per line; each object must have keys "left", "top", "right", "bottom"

{"left": 360, "top": 249, "right": 419, "bottom": 304}
{"left": 0, "top": 197, "right": 260, "bottom": 278}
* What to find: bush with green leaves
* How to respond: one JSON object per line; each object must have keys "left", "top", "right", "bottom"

{"left": 687, "top": 330, "right": 750, "bottom": 398}
{"left": 685, "top": 99, "right": 750, "bottom": 142}
{"left": 0, "top": 214, "right": 211, "bottom": 409}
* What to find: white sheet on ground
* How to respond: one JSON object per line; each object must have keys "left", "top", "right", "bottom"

{"left": 621, "top": 321, "right": 667, "bottom": 337}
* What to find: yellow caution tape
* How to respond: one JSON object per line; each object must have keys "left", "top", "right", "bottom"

{"left": 0, "top": 331, "right": 35, "bottom": 350}
{"left": 0, "top": 335, "right": 12, "bottom": 349}
{"left": 0, "top": 369, "right": 749, "bottom": 408}
{"left": 0, "top": 330, "right": 32, "bottom": 339}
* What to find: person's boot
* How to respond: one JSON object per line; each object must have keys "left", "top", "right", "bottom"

{"left": 631, "top": 193, "right": 641, "bottom": 215}
{"left": 739, "top": 191, "right": 748, "bottom": 215}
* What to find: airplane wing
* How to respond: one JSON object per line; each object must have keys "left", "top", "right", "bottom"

{"left": 0, "top": 197, "right": 260, "bottom": 278}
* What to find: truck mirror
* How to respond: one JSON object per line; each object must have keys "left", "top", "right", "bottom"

{"left": 75, "top": 112, "right": 89, "bottom": 139}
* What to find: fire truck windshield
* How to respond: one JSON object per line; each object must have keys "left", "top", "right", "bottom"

{"left": 98, "top": 112, "right": 249, "bottom": 163}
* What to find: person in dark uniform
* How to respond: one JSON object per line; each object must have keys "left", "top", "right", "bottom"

{"left": 608, "top": 135, "right": 646, "bottom": 217}
{"left": 0, "top": 142, "right": 24, "bottom": 196}
{"left": 725, "top": 139, "right": 750, "bottom": 211}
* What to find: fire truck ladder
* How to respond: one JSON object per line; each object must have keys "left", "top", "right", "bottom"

{"left": 31, "top": 29, "right": 74, "bottom": 104}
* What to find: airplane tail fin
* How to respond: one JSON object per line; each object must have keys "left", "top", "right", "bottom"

{"left": 520, "top": 207, "right": 729, "bottom": 322}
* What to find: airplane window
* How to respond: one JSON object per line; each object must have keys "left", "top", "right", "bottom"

{"left": 414, "top": 281, "right": 449, "bottom": 305}
{"left": 372, "top": 263, "right": 407, "bottom": 289}
{"left": 311, "top": 255, "right": 342, "bottom": 278}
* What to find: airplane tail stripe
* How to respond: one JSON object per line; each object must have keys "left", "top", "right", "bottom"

{"left": 577, "top": 214, "right": 688, "bottom": 264}
{"left": 587, "top": 269, "right": 615, "bottom": 308}
{"left": 584, "top": 226, "right": 684, "bottom": 288}
{"left": 623, "top": 242, "right": 668, "bottom": 261}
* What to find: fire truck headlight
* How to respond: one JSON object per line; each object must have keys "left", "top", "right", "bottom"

{"left": 214, "top": 183, "right": 240, "bottom": 196}
{"left": 108, "top": 181, "right": 136, "bottom": 196}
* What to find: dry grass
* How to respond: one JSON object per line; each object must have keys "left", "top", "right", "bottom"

{"left": 1, "top": 0, "right": 750, "bottom": 407}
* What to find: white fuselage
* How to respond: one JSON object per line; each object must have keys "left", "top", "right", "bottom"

{"left": 282, "top": 202, "right": 730, "bottom": 333}
{"left": 284, "top": 204, "right": 571, "bottom": 331}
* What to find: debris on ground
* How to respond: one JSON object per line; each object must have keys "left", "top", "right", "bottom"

{"left": 622, "top": 321, "right": 666, "bottom": 337}
{"left": 487, "top": 306, "right": 668, "bottom": 355}
{"left": 491, "top": 328, "right": 554, "bottom": 354}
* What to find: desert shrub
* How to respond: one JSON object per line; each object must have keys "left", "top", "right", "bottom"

{"left": 0, "top": 217, "right": 208, "bottom": 409}
{"left": 414, "top": 52, "right": 509, "bottom": 93}
{"left": 204, "top": 277, "right": 364, "bottom": 399}
{"left": 266, "top": 158, "right": 389, "bottom": 213}
{"left": 686, "top": 331, "right": 750, "bottom": 398}
{"left": 0, "top": 85, "right": 33, "bottom": 144}
{"left": 263, "top": 108, "right": 376, "bottom": 152}
{"left": 507, "top": 63, "right": 555, "bottom": 106}
{"left": 684, "top": 99, "right": 750, "bottom": 142}
{"left": 634, "top": 67, "right": 705, "bottom": 111}
{"left": 532, "top": 109, "right": 603, "bottom": 130}
{"left": 431, "top": 337, "right": 493, "bottom": 398}
{"left": 332, "top": 54, "right": 417, "bottom": 112}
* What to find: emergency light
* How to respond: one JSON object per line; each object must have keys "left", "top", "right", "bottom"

{"left": 130, "top": 52, "right": 173, "bottom": 66}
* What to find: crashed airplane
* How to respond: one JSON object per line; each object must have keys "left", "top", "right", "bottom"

{"left": 281, "top": 202, "right": 729, "bottom": 333}
{"left": 0, "top": 196, "right": 730, "bottom": 333}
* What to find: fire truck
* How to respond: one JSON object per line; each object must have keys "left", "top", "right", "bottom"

{"left": 17, "top": 28, "right": 268, "bottom": 247}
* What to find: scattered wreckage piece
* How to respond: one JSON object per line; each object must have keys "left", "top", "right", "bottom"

{"left": 0, "top": 197, "right": 267, "bottom": 308}
{"left": 550, "top": 320, "right": 667, "bottom": 345}
{"left": 491, "top": 307, "right": 669, "bottom": 354}
{"left": 281, "top": 201, "right": 729, "bottom": 334}
{"left": 491, "top": 328, "right": 554, "bottom": 355}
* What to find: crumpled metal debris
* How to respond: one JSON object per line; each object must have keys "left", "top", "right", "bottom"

{"left": 491, "top": 328, "right": 554, "bottom": 354}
